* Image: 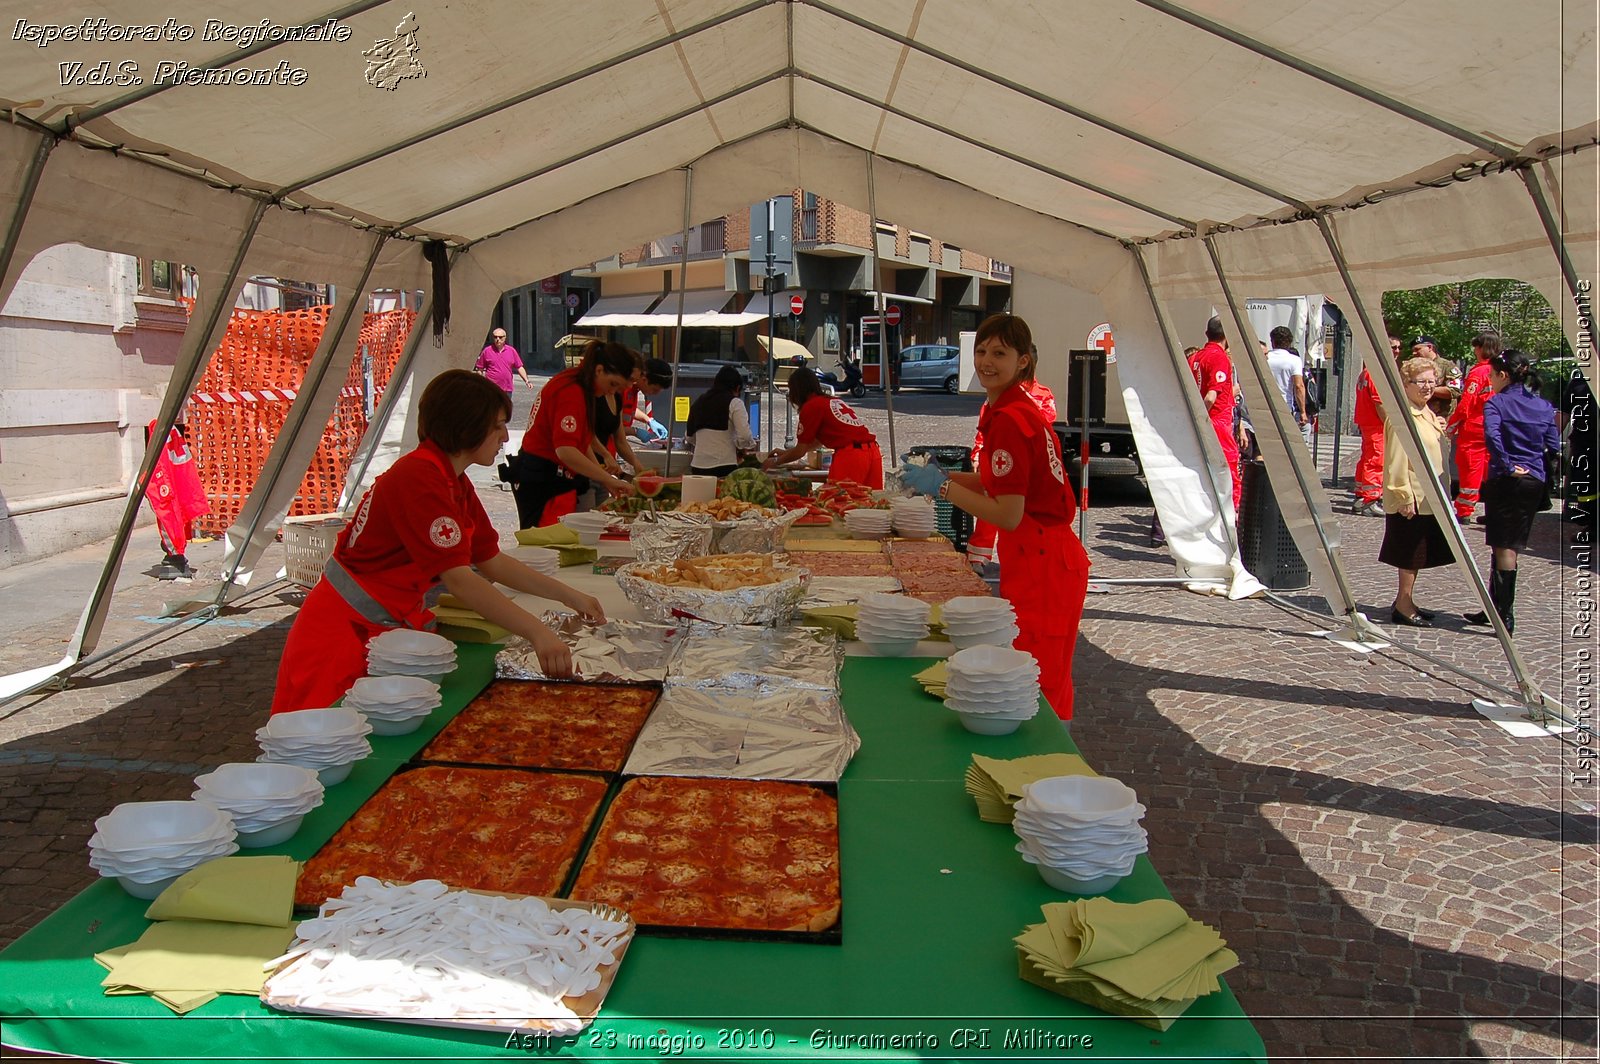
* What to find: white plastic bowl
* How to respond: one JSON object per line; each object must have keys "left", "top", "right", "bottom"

{"left": 259, "top": 708, "right": 370, "bottom": 740}
{"left": 346, "top": 675, "right": 440, "bottom": 703}
{"left": 194, "top": 762, "right": 321, "bottom": 801}
{"left": 861, "top": 638, "right": 918, "bottom": 657}
{"left": 1036, "top": 863, "right": 1128, "bottom": 895}
{"left": 94, "top": 801, "right": 234, "bottom": 850}
{"left": 365, "top": 712, "right": 428, "bottom": 736}
{"left": 948, "top": 644, "right": 1040, "bottom": 676}
{"left": 956, "top": 712, "right": 1023, "bottom": 735}
{"left": 1021, "top": 775, "right": 1140, "bottom": 818}
{"left": 234, "top": 814, "right": 306, "bottom": 848}
{"left": 367, "top": 628, "right": 456, "bottom": 658}
{"left": 117, "top": 873, "right": 184, "bottom": 900}
{"left": 948, "top": 628, "right": 1020, "bottom": 650}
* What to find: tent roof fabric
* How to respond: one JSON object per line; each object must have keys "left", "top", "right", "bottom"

{"left": 3, "top": 0, "right": 1591, "bottom": 263}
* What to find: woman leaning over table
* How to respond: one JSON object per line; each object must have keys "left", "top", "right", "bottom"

{"left": 510, "top": 340, "right": 634, "bottom": 529}
{"left": 762, "top": 367, "right": 884, "bottom": 488}
{"left": 271, "top": 371, "right": 604, "bottom": 714}
{"left": 687, "top": 365, "right": 756, "bottom": 477}
{"left": 1379, "top": 357, "right": 1456, "bottom": 627}
{"left": 1463, "top": 349, "right": 1559, "bottom": 635}
{"left": 898, "top": 314, "right": 1091, "bottom": 725}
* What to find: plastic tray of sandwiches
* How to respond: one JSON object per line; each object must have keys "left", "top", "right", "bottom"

{"left": 615, "top": 552, "right": 809, "bottom": 626}
{"left": 261, "top": 878, "right": 635, "bottom": 1035}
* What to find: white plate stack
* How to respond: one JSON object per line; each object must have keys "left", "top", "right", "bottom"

{"left": 940, "top": 596, "right": 1020, "bottom": 649}
{"left": 510, "top": 545, "right": 561, "bottom": 574}
{"left": 256, "top": 708, "right": 373, "bottom": 787}
{"left": 1012, "top": 775, "right": 1148, "bottom": 894}
{"left": 88, "top": 800, "right": 239, "bottom": 899}
{"left": 942, "top": 645, "right": 1041, "bottom": 734}
{"left": 855, "top": 592, "right": 933, "bottom": 655}
{"left": 367, "top": 629, "right": 457, "bottom": 684}
{"left": 342, "top": 675, "right": 442, "bottom": 736}
{"left": 843, "top": 507, "right": 892, "bottom": 539}
{"left": 889, "top": 496, "right": 937, "bottom": 538}
{"left": 558, "top": 511, "right": 611, "bottom": 545}
{"left": 192, "top": 763, "right": 325, "bottom": 848}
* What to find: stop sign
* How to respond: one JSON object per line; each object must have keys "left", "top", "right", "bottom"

{"left": 789, "top": 294, "right": 805, "bottom": 315}
{"left": 884, "top": 304, "right": 902, "bottom": 326}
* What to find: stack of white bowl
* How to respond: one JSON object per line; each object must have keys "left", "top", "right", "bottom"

{"left": 88, "top": 800, "right": 239, "bottom": 899}
{"left": 257, "top": 708, "right": 373, "bottom": 786}
{"left": 342, "top": 675, "right": 442, "bottom": 736}
{"left": 558, "top": 511, "right": 610, "bottom": 545}
{"left": 942, "top": 645, "right": 1041, "bottom": 734}
{"left": 940, "top": 596, "right": 1020, "bottom": 649}
{"left": 1012, "top": 775, "right": 1148, "bottom": 894}
{"left": 192, "top": 763, "right": 325, "bottom": 847}
{"left": 855, "top": 592, "right": 932, "bottom": 655}
{"left": 889, "top": 496, "right": 937, "bottom": 538}
{"left": 511, "top": 545, "right": 562, "bottom": 574}
{"left": 367, "top": 629, "right": 457, "bottom": 684}
{"left": 843, "top": 507, "right": 892, "bottom": 539}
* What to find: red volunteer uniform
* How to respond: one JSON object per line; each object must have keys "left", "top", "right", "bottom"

{"left": 518, "top": 368, "right": 593, "bottom": 526}
{"left": 978, "top": 385, "right": 1091, "bottom": 721}
{"left": 1352, "top": 367, "right": 1385, "bottom": 504}
{"left": 270, "top": 440, "right": 499, "bottom": 714}
{"left": 797, "top": 394, "right": 884, "bottom": 488}
{"left": 968, "top": 381, "right": 1057, "bottom": 565}
{"left": 1448, "top": 360, "right": 1494, "bottom": 519}
{"left": 1190, "top": 341, "right": 1241, "bottom": 509}
{"left": 144, "top": 421, "right": 210, "bottom": 556}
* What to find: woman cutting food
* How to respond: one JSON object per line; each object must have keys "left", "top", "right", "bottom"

{"left": 511, "top": 341, "right": 635, "bottom": 528}
{"left": 898, "top": 314, "right": 1090, "bottom": 725}
{"left": 271, "top": 370, "right": 605, "bottom": 714}
{"left": 762, "top": 367, "right": 884, "bottom": 488}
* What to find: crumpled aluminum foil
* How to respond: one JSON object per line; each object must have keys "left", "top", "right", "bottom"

{"left": 666, "top": 622, "right": 842, "bottom": 691}
{"left": 629, "top": 511, "right": 714, "bottom": 563}
{"left": 711, "top": 508, "right": 806, "bottom": 555}
{"left": 622, "top": 683, "right": 860, "bottom": 781}
{"left": 797, "top": 575, "right": 905, "bottom": 608}
{"left": 614, "top": 562, "right": 809, "bottom": 626}
{"left": 494, "top": 614, "right": 684, "bottom": 683}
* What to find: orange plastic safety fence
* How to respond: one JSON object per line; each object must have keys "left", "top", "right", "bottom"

{"left": 182, "top": 305, "right": 418, "bottom": 534}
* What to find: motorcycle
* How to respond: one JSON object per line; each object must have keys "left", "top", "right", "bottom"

{"left": 818, "top": 359, "right": 866, "bottom": 398}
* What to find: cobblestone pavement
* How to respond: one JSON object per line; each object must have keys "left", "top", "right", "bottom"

{"left": 0, "top": 410, "right": 1595, "bottom": 1062}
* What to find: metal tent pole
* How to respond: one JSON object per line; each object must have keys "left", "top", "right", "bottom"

{"left": 664, "top": 167, "right": 693, "bottom": 471}
{"left": 0, "top": 131, "right": 54, "bottom": 309}
{"left": 1313, "top": 214, "right": 1560, "bottom": 722}
{"left": 867, "top": 155, "right": 897, "bottom": 464}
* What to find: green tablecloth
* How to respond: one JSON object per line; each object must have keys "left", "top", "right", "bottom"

{"left": 0, "top": 646, "right": 1265, "bottom": 1063}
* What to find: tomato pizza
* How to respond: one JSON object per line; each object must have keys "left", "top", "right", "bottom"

{"left": 421, "top": 680, "right": 660, "bottom": 773}
{"left": 295, "top": 766, "right": 607, "bottom": 907}
{"left": 571, "top": 776, "right": 841, "bottom": 934}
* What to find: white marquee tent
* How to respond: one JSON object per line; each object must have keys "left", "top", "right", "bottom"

{"left": 0, "top": 0, "right": 1594, "bottom": 711}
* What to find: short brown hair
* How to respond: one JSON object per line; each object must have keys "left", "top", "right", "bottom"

{"left": 418, "top": 369, "right": 511, "bottom": 453}
{"left": 975, "top": 314, "right": 1037, "bottom": 380}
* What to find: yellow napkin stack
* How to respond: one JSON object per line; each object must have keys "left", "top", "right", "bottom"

{"left": 94, "top": 856, "right": 300, "bottom": 1014}
{"left": 785, "top": 537, "right": 882, "bottom": 552}
{"left": 432, "top": 594, "right": 511, "bottom": 644}
{"left": 912, "top": 659, "right": 948, "bottom": 697}
{"left": 514, "top": 525, "right": 579, "bottom": 547}
{"left": 1015, "top": 898, "right": 1239, "bottom": 1030}
{"left": 800, "top": 604, "right": 860, "bottom": 640}
{"left": 964, "top": 753, "right": 1099, "bottom": 823}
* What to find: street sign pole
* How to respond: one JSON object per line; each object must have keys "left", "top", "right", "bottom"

{"left": 765, "top": 200, "right": 776, "bottom": 453}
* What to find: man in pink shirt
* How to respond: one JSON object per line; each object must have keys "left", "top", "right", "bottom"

{"left": 474, "top": 329, "right": 531, "bottom": 397}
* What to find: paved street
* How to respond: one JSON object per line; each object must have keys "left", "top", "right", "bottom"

{"left": 0, "top": 405, "right": 1594, "bottom": 1061}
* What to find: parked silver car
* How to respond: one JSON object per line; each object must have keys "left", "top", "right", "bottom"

{"left": 896, "top": 344, "right": 961, "bottom": 393}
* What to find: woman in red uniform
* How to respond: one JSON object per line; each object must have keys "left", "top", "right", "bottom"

{"left": 762, "top": 367, "right": 884, "bottom": 488}
{"left": 271, "top": 370, "right": 605, "bottom": 714}
{"left": 511, "top": 341, "right": 635, "bottom": 528}
{"left": 899, "top": 314, "right": 1090, "bottom": 725}
{"left": 966, "top": 360, "right": 1056, "bottom": 567}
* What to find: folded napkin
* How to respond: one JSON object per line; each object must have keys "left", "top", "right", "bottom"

{"left": 801, "top": 604, "right": 860, "bottom": 641}
{"left": 964, "top": 753, "right": 1098, "bottom": 823}
{"left": 514, "top": 525, "right": 580, "bottom": 547}
{"left": 785, "top": 537, "right": 884, "bottom": 552}
{"left": 556, "top": 544, "right": 598, "bottom": 566}
{"left": 1015, "top": 899, "right": 1239, "bottom": 1030}
{"left": 912, "top": 659, "right": 948, "bottom": 697}
{"left": 96, "top": 920, "right": 298, "bottom": 1014}
{"left": 432, "top": 605, "right": 511, "bottom": 644}
{"left": 145, "top": 856, "right": 300, "bottom": 927}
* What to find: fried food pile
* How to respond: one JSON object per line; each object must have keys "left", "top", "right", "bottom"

{"left": 631, "top": 552, "right": 787, "bottom": 590}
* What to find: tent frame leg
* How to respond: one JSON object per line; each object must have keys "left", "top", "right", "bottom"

{"left": 1313, "top": 213, "right": 1560, "bottom": 721}
{"left": 662, "top": 166, "right": 693, "bottom": 473}
{"left": 867, "top": 153, "right": 898, "bottom": 464}
{"left": 0, "top": 130, "right": 55, "bottom": 309}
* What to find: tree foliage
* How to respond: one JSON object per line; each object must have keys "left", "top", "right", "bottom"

{"left": 1382, "top": 280, "right": 1572, "bottom": 362}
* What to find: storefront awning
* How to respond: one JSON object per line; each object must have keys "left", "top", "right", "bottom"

{"left": 575, "top": 293, "right": 660, "bottom": 327}
{"left": 647, "top": 289, "right": 735, "bottom": 322}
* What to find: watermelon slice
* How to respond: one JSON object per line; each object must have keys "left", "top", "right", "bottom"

{"left": 636, "top": 474, "right": 667, "bottom": 498}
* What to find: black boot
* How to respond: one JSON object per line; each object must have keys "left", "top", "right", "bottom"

{"left": 1492, "top": 568, "right": 1517, "bottom": 635}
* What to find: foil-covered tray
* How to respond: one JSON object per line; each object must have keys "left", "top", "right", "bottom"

{"left": 798, "top": 575, "right": 905, "bottom": 608}
{"left": 615, "top": 562, "right": 808, "bottom": 626}
{"left": 667, "top": 623, "right": 843, "bottom": 692}
{"left": 622, "top": 684, "right": 860, "bottom": 782}
{"left": 711, "top": 508, "right": 805, "bottom": 555}
{"left": 495, "top": 615, "right": 685, "bottom": 683}
{"left": 629, "top": 511, "right": 714, "bottom": 563}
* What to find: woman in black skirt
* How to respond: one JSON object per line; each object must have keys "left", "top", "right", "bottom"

{"left": 1464, "top": 350, "right": 1559, "bottom": 634}
{"left": 1379, "top": 357, "right": 1454, "bottom": 626}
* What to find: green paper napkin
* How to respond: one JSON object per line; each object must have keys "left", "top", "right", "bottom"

{"left": 514, "top": 525, "right": 580, "bottom": 547}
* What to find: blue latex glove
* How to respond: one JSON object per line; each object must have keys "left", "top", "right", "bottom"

{"left": 898, "top": 460, "right": 948, "bottom": 497}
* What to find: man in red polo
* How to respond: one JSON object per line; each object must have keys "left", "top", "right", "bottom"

{"left": 1189, "top": 317, "right": 1240, "bottom": 510}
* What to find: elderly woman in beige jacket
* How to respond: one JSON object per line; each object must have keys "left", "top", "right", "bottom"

{"left": 1379, "top": 357, "right": 1455, "bottom": 626}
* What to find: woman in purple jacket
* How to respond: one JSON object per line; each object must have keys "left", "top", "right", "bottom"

{"left": 1464, "top": 350, "right": 1559, "bottom": 634}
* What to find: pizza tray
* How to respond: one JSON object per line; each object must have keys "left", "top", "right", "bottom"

{"left": 565, "top": 776, "right": 844, "bottom": 947}
{"left": 264, "top": 887, "right": 635, "bottom": 1035}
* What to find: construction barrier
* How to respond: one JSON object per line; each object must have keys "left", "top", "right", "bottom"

{"left": 182, "top": 304, "right": 416, "bottom": 535}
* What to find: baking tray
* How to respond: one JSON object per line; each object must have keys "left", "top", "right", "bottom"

{"left": 563, "top": 775, "right": 843, "bottom": 946}
{"left": 414, "top": 679, "right": 662, "bottom": 776}
{"left": 264, "top": 886, "right": 635, "bottom": 1035}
